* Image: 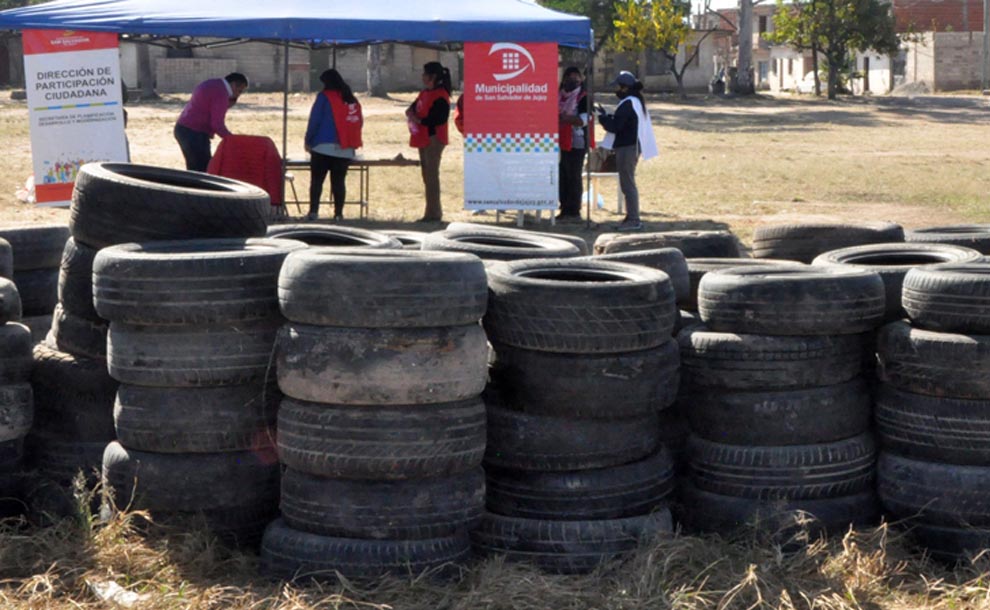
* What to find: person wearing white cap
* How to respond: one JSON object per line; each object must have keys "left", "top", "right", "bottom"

{"left": 597, "top": 71, "right": 659, "bottom": 231}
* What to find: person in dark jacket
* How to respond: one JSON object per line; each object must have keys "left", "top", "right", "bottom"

{"left": 406, "top": 61, "right": 452, "bottom": 222}
{"left": 304, "top": 69, "right": 363, "bottom": 221}
{"left": 557, "top": 67, "right": 590, "bottom": 222}
{"left": 598, "top": 71, "right": 658, "bottom": 231}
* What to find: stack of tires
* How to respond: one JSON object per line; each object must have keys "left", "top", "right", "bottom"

{"left": 28, "top": 163, "right": 272, "bottom": 493}
{"left": 0, "top": 278, "right": 32, "bottom": 517}
{"left": 752, "top": 222, "right": 904, "bottom": 263}
{"left": 0, "top": 225, "right": 70, "bottom": 338}
{"left": 679, "top": 266, "right": 886, "bottom": 539}
{"left": 96, "top": 238, "right": 301, "bottom": 544}
{"left": 474, "top": 258, "right": 677, "bottom": 573}
{"left": 262, "top": 248, "right": 489, "bottom": 581}
{"left": 876, "top": 263, "right": 990, "bottom": 560}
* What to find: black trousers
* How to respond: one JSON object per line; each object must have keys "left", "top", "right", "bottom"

{"left": 309, "top": 152, "right": 350, "bottom": 217}
{"left": 173, "top": 124, "right": 211, "bottom": 172}
{"left": 559, "top": 148, "right": 586, "bottom": 217}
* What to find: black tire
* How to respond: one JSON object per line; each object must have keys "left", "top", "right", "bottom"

{"left": 485, "top": 258, "right": 676, "bottom": 354}
{"left": 906, "top": 225, "right": 990, "bottom": 254}
{"left": 46, "top": 303, "right": 107, "bottom": 359}
{"left": 901, "top": 264, "right": 990, "bottom": 333}
{"left": 114, "top": 382, "right": 280, "bottom": 453}
{"left": 102, "top": 441, "right": 279, "bottom": 527}
{"left": 422, "top": 229, "right": 581, "bottom": 261}
{"left": 57, "top": 237, "right": 99, "bottom": 320}
{"left": 281, "top": 467, "right": 484, "bottom": 539}
{"left": 277, "top": 397, "right": 486, "bottom": 480}
{"left": 687, "top": 433, "right": 876, "bottom": 500}
{"left": 685, "top": 258, "right": 803, "bottom": 310}
{"left": 445, "top": 222, "right": 591, "bottom": 256}
{"left": 878, "top": 452, "right": 990, "bottom": 527}
{"left": 27, "top": 435, "right": 106, "bottom": 485}
{"left": 484, "top": 402, "right": 658, "bottom": 471}
{"left": 0, "top": 323, "right": 32, "bottom": 383}
{"left": 20, "top": 315, "right": 51, "bottom": 344}
{"left": 380, "top": 230, "right": 428, "bottom": 250}
{"left": 0, "top": 237, "right": 11, "bottom": 279}
{"left": 278, "top": 249, "right": 487, "bottom": 327}
{"left": 485, "top": 448, "right": 676, "bottom": 520}
{"left": 686, "top": 379, "right": 872, "bottom": 446}
{"left": 31, "top": 343, "right": 117, "bottom": 442}
{"left": 93, "top": 238, "right": 304, "bottom": 326}
{"left": 277, "top": 323, "right": 486, "bottom": 405}
{"left": 753, "top": 222, "right": 904, "bottom": 263}
{"left": 0, "top": 278, "right": 20, "bottom": 324}
{"left": 595, "top": 230, "right": 742, "bottom": 258}
{"left": 698, "top": 266, "right": 885, "bottom": 335}
{"left": 0, "top": 383, "right": 32, "bottom": 442}
{"left": 470, "top": 509, "right": 673, "bottom": 575}
{"left": 266, "top": 223, "right": 401, "bottom": 249}
{"left": 680, "top": 481, "right": 878, "bottom": 537}
{"left": 581, "top": 248, "right": 690, "bottom": 306}
{"left": 678, "top": 327, "right": 864, "bottom": 390}
{"left": 812, "top": 243, "right": 981, "bottom": 320}
{"left": 877, "top": 320, "right": 990, "bottom": 398}
{"left": 489, "top": 341, "right": 679, "bottom": 419}
{"left": 261, "top": 518, "right": 471, "bottom": 582}
{"left": 108, "top": 319, "right": 279, "bottom": 387}
{"left": 875, "top": 384, "right": 990, "bottom": 465}
{"left": 673, "top": 309, "right": 701, "bottom": 334}
{"left": 910, "top": 523, "right": 990, "bottom": 562}
{"left": 0, "top": 438, "right": 22, "bottom": 473}
{"left": 70, "top": 163, "right": 270, "bottom": 249}
{"left": 657, "top": 408, "right": 691, "bottom": 473}
{"left": 0, "top": 224, "right": 70, "bottom": 271}
{"left": 13, "top": 268, "right": 58, "bottom": 316}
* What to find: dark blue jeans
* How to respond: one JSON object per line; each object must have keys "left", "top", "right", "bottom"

{"left": 174, "top": 124, "right": 211, "bottom": 172}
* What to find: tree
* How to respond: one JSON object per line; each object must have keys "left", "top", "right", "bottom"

{"left": 135, "top": 42, "right": 159, "bottom": 100}
{"left": 539, "top": 0, "right": 619, "bottom": 53}
{"left": 367, "top": 45, "right": 387, "bottom": 98}
{"left": 768, "top": 0, "right": 899, "bottom": 99}
{"left": 735, "top": 0, "right": 755, "bottom": 94}
{"left": 612, "top": 0, "right": 716, "bottom": 98}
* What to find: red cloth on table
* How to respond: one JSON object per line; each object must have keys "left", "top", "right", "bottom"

{"left": 207, "top": 134, "right": 283, "bottom": 207}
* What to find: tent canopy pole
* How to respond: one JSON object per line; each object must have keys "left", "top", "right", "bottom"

{"left": 281, "top": 39, "right": 289, "bottom": 216}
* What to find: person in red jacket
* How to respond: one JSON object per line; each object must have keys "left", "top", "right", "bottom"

{"left": 406, "top": 61, "right": 451, "bottom": 222}
{"left": 174, "top": 73, "right": 248, "bottom": 171}
{"left": 304, "top": 69, "right": 363, "bottom": 221}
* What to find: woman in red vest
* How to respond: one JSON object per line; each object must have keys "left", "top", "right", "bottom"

{"left": 304, "top": 69, "right": 363, "bottom": 221}
{"left": 406, "top": 61, "right": 452, "bottom": 222}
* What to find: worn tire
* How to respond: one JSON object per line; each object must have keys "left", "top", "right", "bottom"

{"left": 0, "top": 237, "right": 11, "bottom": 279}
{"left": 486, "top": 448, "right": 676, "bottom": 520}
{"left": 580, "top": 248, "right": 690, "bottom": 306}
{"left": 875, "top": 384, "right": 990, "bottom": 465}
{"left": 46, "top": 303, "right": 107, "bottom": 359}
{"left": 57, "top": 237, "right": 99, "bottom": 320}
{"left": 596, "top": 230, "right": 742, "bottom": 258}
{"left": 266, "top": 223, "right": 400, "bottom": 249}
{"left": 484, "top": 402, "right": 658, "bottom": 471}
{"left": 753, "top": 222, "right": 904, "bottom": 263}
{"left": 31, "top": 343, "right": 117, "bottom": 442}
{"left": 471, "top": 510, "right": 672, "bottom": 575}
{"left": 0, "top": 278, "right": 21, "bottom": 324}
{"left": 0, "top": 323, "right": 32, "bottom": 383}
{"left": 686, "top": 379, "right": 872, "bottom": 446}
{"left": 0, "top": 384, "right": 32, "bottom": 442}
{"left": 277, "top": 397, "right": 485, "bottom": 480}
{"left": 688, "top": 433, "right": 876, "bottom": 500}
{"left": 877, "top": 321, "right": 990, "bottom": 398}
{"left": 0, "top": 224, "right": 70, "bottom": 271}
{"left": 13, "top": 268, "right": 57, "bottom": 316}
{"left": 380, "top": 230, "right": 428, "bottom": 250}
{"left": 70, "top": 163, "right": 270, "bottom": 249}
{"left": 901, "top": 264, "right": 990, "bottom": 333}
{"left": 281, "top": 467, "right": 484, "bottom": 539}
{"left": 278, "top": 249, "right": 487, "bottom": 327}
{"left": 906, "top": 225, "right": 990, "bottom": 254}
{"left": 685, "top": 257, "right": 802, "bottom": 310}
{"left": 277, "top": 323, "right": 486, "bottom": 405}
{"left": 93, "top": 238, "right": 304, "bottom": 325}
{"left": 911, "top": 523, "right": 990, "bottom": 562}
{"left": 20, "top": 315, "right": 51, "bottom": 344}
{"left": 422, "top": 229, "right": 580, "bottom": 261}
{"left": 108, "top": 319, "right": 280, "bottom": 387}
{"left": 678, "top": 327, "right": 864, "bottom": 390}
{"left": 878, "top": 452, "right": 990, "bottom": 527}
{"left": 490, "top": 341, "right": 679, "bottom": 419}
{"left": 698, "top": 266, "right": 885, "bottom": 335}
{"left": 115, "top": 382, "right": 280, "bottom": 453}
{"left": 446, "top": 223, "right": 590, "bottom": 256}
{"left": 485, "top": 258, "right": 675, "bottom": 354}
{"left": 27, "top": 435, "right": 106, "bottom": 485}
{"left": 261, "top": 518, "right": 471, "bottom": 582}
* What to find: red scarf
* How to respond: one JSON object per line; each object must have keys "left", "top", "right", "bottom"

{"left": 409, "top": 87, "right": 450, "bottom": 148}
{"left": 323, "top": 90, "right": 363, "bottom": 149}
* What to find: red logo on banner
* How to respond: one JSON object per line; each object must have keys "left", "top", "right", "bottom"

{"left": 24, "top": 29, "right": 118, "bottom": 55}
{"left": 464, "top": 42, "right": 557, "bottom": 135}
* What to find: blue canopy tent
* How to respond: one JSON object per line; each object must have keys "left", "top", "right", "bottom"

{"left": 0, "top": 0, "right": 594, "bottom": 219}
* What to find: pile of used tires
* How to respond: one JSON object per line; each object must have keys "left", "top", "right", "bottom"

{"left": 0, "top": 271, "right": 32, "bottom": 517}
{"left": 262, "top": 248, "right": 490, "bottom": 580}
{"left": 0, "top": 225, "right": 69, "bottom": 336}
{"left": 474, "top": 258, "right": 678, "bottom": 573}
